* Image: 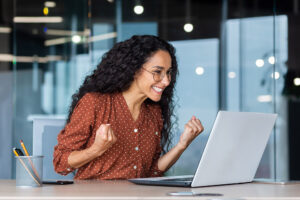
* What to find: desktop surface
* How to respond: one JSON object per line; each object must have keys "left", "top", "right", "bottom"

{"left": 0, "top": 179, "right": 300, "bottom": 199}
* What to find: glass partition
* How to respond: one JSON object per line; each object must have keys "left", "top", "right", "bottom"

{"left": 11, "top": 0, "right": 91, "bottom": 177}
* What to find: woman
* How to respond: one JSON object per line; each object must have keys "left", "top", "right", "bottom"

{"left": 53, "top": 35, "right": 203, "bottom": 180}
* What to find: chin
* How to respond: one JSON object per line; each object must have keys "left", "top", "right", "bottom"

{"left": 148, "top": 95, "right": 162, "bottom": 102}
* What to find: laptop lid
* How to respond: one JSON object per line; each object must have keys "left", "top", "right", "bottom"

{"left": 191, "top": 111, "right": 277, "bottom": 187}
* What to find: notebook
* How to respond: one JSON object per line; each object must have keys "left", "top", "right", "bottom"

{"left": 129, "top": 111, "right": 277, "bottom": 187}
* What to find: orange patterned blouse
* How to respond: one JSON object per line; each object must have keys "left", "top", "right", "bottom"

{"left": 53, "top": 92, "right": 164, "bottom": 180}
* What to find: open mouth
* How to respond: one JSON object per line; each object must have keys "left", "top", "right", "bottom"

{"left": 152, "top": 86, "right": 163, "bottom": 93}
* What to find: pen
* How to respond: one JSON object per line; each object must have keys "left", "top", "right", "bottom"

{"left": 19, "top": 140, "right": 41, "bottom": 180}
{"left": 14, "top": 148, "right": 24, "bottom": 156}
{"left": 13, "top": 148, "right": 41, "bottom": 186}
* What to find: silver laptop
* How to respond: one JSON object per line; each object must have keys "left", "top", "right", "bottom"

{"left": 129, "top": 111, "right": 277, "bottom": 187}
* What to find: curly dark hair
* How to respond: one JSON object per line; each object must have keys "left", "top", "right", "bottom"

{"left": 67, "top": 35, "right": 178, "bottom": 152}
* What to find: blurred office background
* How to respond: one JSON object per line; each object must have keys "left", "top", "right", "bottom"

{"left": 0, "top": 0, "right": 300, "bottom": 180}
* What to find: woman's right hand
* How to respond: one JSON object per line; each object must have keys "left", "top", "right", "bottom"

{"left": 67, "top": 124, "right": 117, "bottom": 169}
{"left": 91, "top": 124, "right": 117, "bottom": 156}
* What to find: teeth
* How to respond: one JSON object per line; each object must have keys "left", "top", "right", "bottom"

{"left": 153, "top": 86, "right": 163, "bottom": 92}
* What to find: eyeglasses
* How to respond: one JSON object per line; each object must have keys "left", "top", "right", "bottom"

{"left": 142, "top": 67, "right": 172, "bottom": 82}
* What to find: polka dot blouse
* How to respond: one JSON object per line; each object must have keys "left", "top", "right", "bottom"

{"left": 53, "top": 92, "right": 164, "bottom": 180}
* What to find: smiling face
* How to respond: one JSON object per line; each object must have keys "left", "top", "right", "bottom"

{"left": 132, "top": 50, "right": 172, "bottom": 102}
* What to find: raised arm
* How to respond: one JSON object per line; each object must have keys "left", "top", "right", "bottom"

{"left": 157, "top": 116, "right": 204, "bottom": 172}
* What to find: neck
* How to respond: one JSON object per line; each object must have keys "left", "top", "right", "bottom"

{"left": 122, "top": 88, "right": 147, "bottom": 113}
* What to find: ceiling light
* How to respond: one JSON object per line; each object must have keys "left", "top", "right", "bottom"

{"left": 45, "top": 37, "right": 71, "bottom": 46}
{"left": 270, "top": 72, "right": 280, "bottom": 80}
{"left": 0, "top": 27, "right": 11, "bottom": 33}
{"left": 255, "top": 59, "right": 264, "bottom": 67}
{"left": 294, "top": 77, "right": 300, "bottom": 86}
{"left": 0, "top": 54, "right": 13, "bottom": 62}
{"left": 86, "top": 32, "right": 117, "bottom": 43}
{"left": 45, "top": 32, "right": 117, "bottom": 46}
{"left": 134, "top": 5, "right": 144, "bottom": 15}
{"left": 0, "top": 54, "right": 62, "bottom": 63}
{"left": 183, "top": 23, "right": 193, "bottom": 32}
{"left": 71, "top": 35, "right": 81, "bottom": 43}
{"left": 45, "top": 29, "right": 90, "bottom": 36}
{"left": 228, "top": 72, "right": 236, "bottom": 79}
{"left": 268, "top": 56, "right": 275, "bottom": 64}
{"left": 13, "top": 17, "right": 63, "bottom": 23}
{"left": 44, "top": 1, "right": 56, "bottom": 8}
{"left": 195, "top": 66, "right": 204, "bottom": 75}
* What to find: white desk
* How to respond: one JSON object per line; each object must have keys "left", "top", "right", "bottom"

{"left": 0, "top": 180, "right": 300, "bottom": 199}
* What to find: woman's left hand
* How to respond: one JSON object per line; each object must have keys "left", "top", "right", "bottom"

{"left": 178, "top": 116, "right": 204, "bottom": 149}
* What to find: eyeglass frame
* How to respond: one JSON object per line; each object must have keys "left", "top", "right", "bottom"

{"left": 141, "top": 67, "right": 173, "bottom": 82}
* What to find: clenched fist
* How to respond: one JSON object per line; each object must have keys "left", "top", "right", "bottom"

{"left": 178, "top": 116, "right": 204, "bottom": 149}
{"left": 92, "top": 124, "right": 117, "bottom": 156}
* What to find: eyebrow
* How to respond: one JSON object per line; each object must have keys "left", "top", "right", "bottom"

{"left": 151, "top": 66, "right": 172, "bottom": 70}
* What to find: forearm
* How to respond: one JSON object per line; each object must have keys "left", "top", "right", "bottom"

{"left": 68, "top": 145, "right": 106, "bottom": 169}
{"left": 157, "top": 143, "right": 186, "bottom": 172}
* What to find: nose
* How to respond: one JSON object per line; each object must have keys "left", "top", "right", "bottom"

{"left": 161, "top": 74, "right": 171, "bottom": 86}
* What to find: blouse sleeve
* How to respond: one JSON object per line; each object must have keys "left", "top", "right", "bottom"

{"left": 53, "top": 93, "right": 97, "bottom": 175}
{"left": 147, "top": 105, "right": 165, "bottom": 177}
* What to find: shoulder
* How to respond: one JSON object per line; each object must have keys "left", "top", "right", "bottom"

{"left": 75, "top": 92, "right": 113, "bottom": 111}
{"left": 73, "top": 92, "right": 115, "bottom": 117}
